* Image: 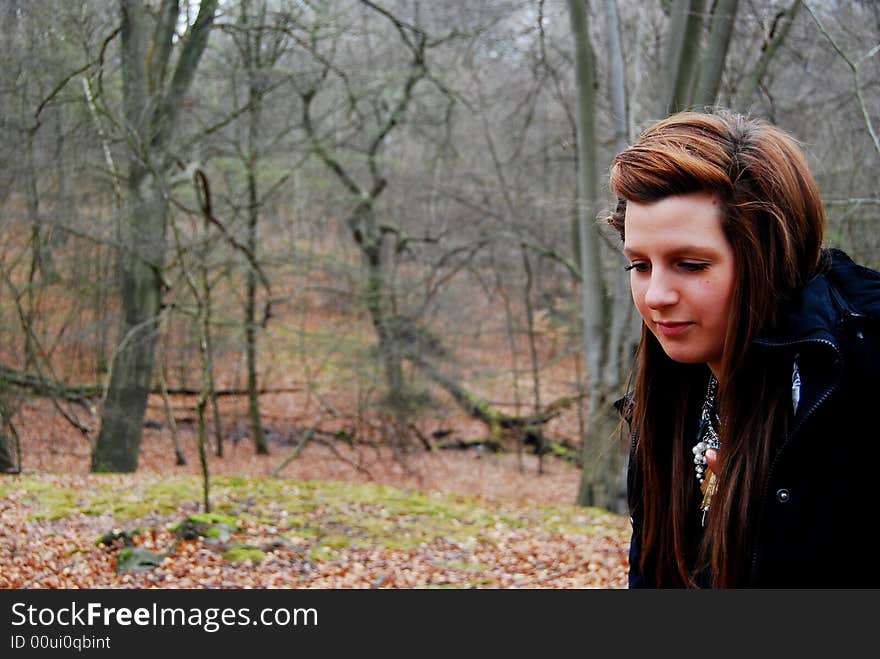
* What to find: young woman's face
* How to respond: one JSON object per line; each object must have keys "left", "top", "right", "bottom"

{"left": 623, "top": 192, "right": 736, "bottom": 377}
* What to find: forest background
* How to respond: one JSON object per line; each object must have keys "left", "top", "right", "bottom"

{"left": 1, "top": 0, "right": 877, "bottom": 588}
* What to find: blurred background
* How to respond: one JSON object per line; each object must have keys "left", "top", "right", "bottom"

{"left": 1, "top": 0, "right": 877, "bottom": 513}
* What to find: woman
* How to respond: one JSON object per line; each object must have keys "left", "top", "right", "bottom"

{"left": 610, "top": 110, "right": 880, "bottom": 587}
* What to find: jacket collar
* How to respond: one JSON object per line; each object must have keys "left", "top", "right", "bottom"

{"left": 751, "top": 249, "right": 880, "bottom": 439}
{"left": 755, "top": 248, "right": 880, "bottom": 351}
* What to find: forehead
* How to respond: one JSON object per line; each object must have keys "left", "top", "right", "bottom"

{"left": 623, "top": 193, "right": 727, "bottom": 254}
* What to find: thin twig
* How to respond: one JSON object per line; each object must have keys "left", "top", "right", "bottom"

{"left": 804, "top": 2, "right": 880, "bottom": 159}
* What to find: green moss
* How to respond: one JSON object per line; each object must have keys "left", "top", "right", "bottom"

{"left": 284, "top": 527, "right": 320, "bottom": 540}
{"left": 172, "top": 513, "right": 242, "bottom": 541}
{"left": 443, "top": 560, "right": 489, "bottom": 573}
{"left": 316, "top": 535, "right": 352, "bottom": 550}
{"left": 308, "top": 546, "right": 336, "bottom": 562}
{"left": 373, "top": 534, "right": 426, "bottom": 551}
{"left": 182, "top": 512, "right": 240, "bottom": 527}
{"left": 116, "top": 547, "right": 162, "bottom": 574}
{"left": 284, "top": 515, "right": 309, "bottom": 528}
{"left": 3, "top": 474, "right": 630, "bottom": 560}
{"left": 8, "top": 477, "right": 199, "bottom": 521}
{"left": 222, "top": 545, "right": 266, "bottom": 564}
{"left": 466, "top": 576, "right": 498, "bottom": 587}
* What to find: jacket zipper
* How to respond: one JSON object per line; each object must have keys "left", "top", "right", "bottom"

{"left": 749, "top": 336, "right": 841, "bottom": 582}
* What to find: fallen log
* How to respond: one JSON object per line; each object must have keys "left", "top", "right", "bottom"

{"left": 411, "top": 357, "right": 585, "bottom": 450}
{"left": 0, "top": 364, "right": 302, "bottom": 402}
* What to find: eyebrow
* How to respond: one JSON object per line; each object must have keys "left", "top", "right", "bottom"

{"left": 622, "top": 245, "right": 719, "bottom": 258}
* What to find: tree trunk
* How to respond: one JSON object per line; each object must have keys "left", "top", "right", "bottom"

{"left": 0, "top": 395, "right": 16, "bottom": 473}
{"left": 92, "top": 0, "right": 218, "bottom": 472}
{"left": 663, "top": 0, "right": 706, "bottom": 115}
{"left": 91, "top": 177, "right": 164, "bottom": 472}
{"left": 578, "top": 391, "right": 627, "bottom": 511}
{"left": 693, "top": 0, "right": 740, "bottom": 108}
{"left": 521, "top": 247, "right": 545, "bottom": 474}
{"left": 245, "top": 163, "right": 268, "bottom": 454}
{"left": 603, "top": 0, "right": 639, "bottom": 394}
{"left": 360, "top": 208, "right": 409, "bottom": 447}
{"left": 567, "top": 0, "right": 626, "bottom": 512}
{"left": 604, "top": 0, "right": 628, "bottom": 154}
{"left": 0, "top": 437, "right": 13, "bottom": 473}
{"left": 197, "top": 293, "right": 212, "bottom": 513}
{"left": 243, "top": 0, "right": 268, "bottom": 455}
{"left": 24, "top": 134, "right": 41, "bottom": 370}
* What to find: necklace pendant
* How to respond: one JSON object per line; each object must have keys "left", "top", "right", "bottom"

{"left": 700, "top": 471, "right": 718, "bottom": 528}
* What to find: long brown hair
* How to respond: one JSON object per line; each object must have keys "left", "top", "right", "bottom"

{"left": 609, "top": 111, "right": 825, "bottom": 587}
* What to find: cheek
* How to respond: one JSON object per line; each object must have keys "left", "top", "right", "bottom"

{"left": 630, "top": 279, "right": 649, "bottom": 318}
{"left": 706, "top": 276, "right": 736, "bottom": 325}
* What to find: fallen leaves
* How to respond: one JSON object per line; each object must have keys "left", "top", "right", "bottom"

{"left": 1, "top": 402, "right": 632, "bottom": 589}
{"left": 0, "top": 472, "right": 631, "bottom": 589}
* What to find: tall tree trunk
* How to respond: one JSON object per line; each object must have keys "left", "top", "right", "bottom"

{"left": 521, "top": 247, "right": 545, "bottom": 474}
{"left": 91, "top": 176, "right": 164, "bottom": 472}
{"left": 243, "top": 0, "right": 268, "bottom": 455}
{"left": 245, "top": 163, "right": 268, "bottom": 454}
{"left": 495, "top": 262, "right": 525, "bottom": 472}
{"left": 92, "top": 0, "right": 218, "bottom": 472}
{"left": 24, "top": 134, "right": 41, "bottom": 371}
{"left": 197, "top": 278, "right": 213, "bottom": 512}
{"left": 603, "top": 0, "right": 638, "bottom": 394}
{"left": 604, "top": 0, "right": 628, "bottom": 155}
{"left": 693, "top": 0, "right": 740, "bottom": 108}
{"left": 360, "top": 207, "right": 408, "bottom": 448}
{"left": 663, "top": 0, "right": 706, "bottom": 115}
{"left": 567, "top": 0, "right": 625, "bottom": 511}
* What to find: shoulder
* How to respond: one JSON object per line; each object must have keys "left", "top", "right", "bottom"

{"left": 821, "top": 248, "right": 880, "bottom": 322}
{"left": 823, "top": 250, "right": 880, "bottom": 369}
{"left": 761, "top": 249, "right": 880, "bottom": 354}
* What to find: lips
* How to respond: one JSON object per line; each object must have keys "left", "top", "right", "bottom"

{"left": 656, "top": 321, "right": 694, "bottom": 336}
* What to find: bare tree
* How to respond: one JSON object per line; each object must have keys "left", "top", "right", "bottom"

{"left": 567, "top": 0, "right": 627, "bottom": 510}
{"left": 734, "top": 0, "right": 800, "bottom": 111}
{"left": 92, "top": 0, "right": 219, "bottom": 472}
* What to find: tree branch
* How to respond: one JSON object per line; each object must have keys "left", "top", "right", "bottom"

{"left": 804, "top": 2, "right": 880, "bottom": 159}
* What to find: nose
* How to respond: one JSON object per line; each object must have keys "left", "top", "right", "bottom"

{"left": 644, "top": 270, "right": 679, "bottom": 309}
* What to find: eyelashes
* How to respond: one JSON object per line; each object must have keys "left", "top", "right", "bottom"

{"left": 624, "top": 262, "right": 710, "bottom": 272}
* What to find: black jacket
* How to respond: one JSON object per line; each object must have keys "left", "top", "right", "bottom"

{"left": 626, "top": 249, "right": 880, "bottom": 587}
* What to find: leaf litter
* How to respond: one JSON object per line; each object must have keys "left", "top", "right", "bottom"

{"left": 1, "top": 400, "right": 631, "bottom": 589}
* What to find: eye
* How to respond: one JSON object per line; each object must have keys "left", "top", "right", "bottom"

{"left": 624, "top": 262, "right": 649, "bottom": 273}
{"left": 678, "top": 261, "right": 710, "bottom": 272}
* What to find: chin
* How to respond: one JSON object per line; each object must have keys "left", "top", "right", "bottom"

{"left": 658, "top": 345, "right": 708, "bottom": 365}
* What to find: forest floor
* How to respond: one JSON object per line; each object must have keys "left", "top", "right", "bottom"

{"left": 1, "top": 399, "right": 631, "bottom": 589}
